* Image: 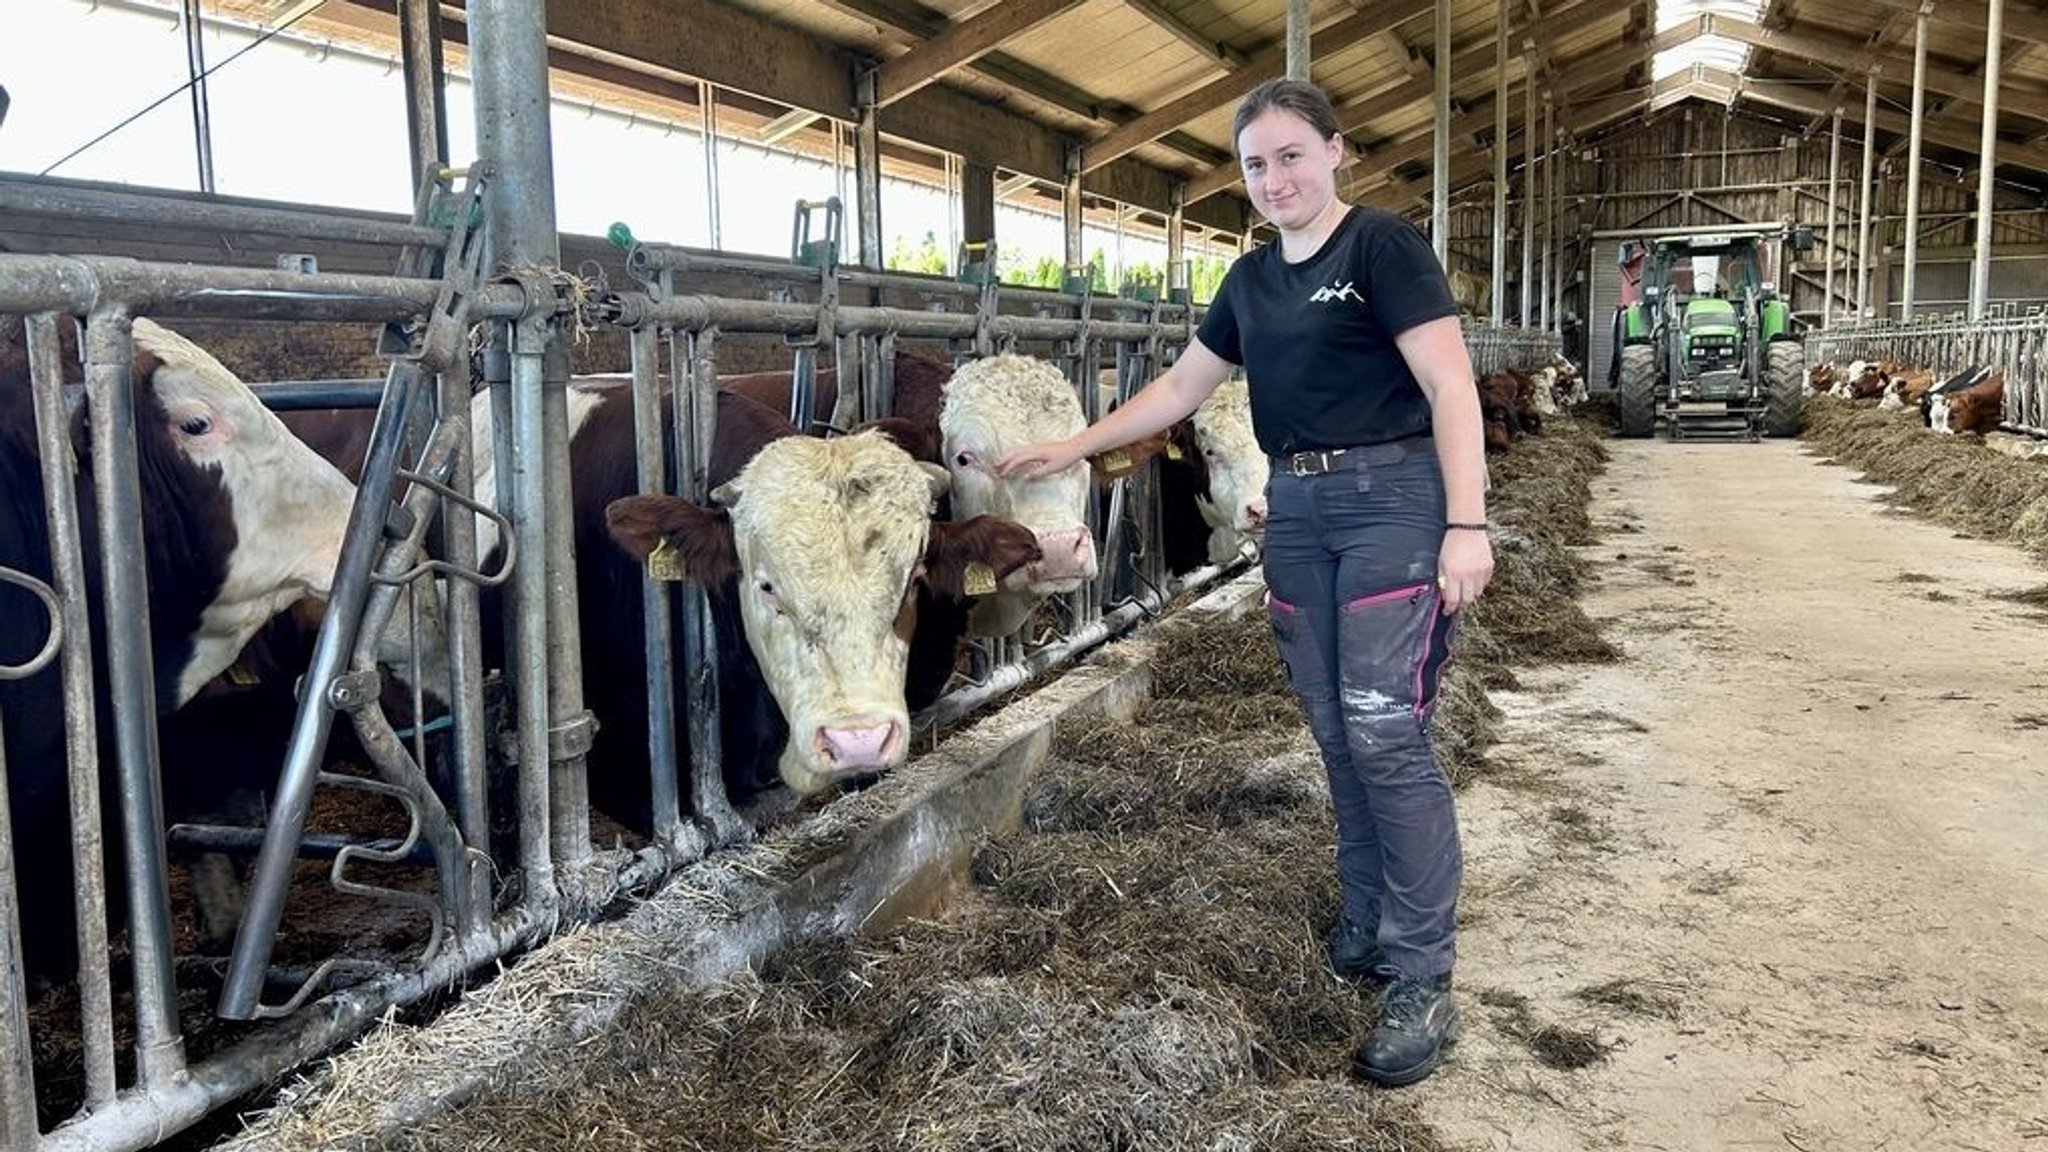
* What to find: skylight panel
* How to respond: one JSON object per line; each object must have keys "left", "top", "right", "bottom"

{"left": 1652, "top": 0, "right": 1762, "bottom": 83}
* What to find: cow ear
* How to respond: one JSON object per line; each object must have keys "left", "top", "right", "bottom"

{"left": 604, "top": 495, "right": 737, "bottom": 586}
{"left": 922, "top": 515, "right": 1041, "bottom": 601}
{"left": 708, "top": 479, "right": 743, "bottom": 507}
{"left": 1090, "top": 429, "right": 1169, "bottom": 485}
{"left": 916, "top": 461, "right": 951, "bottom": 499}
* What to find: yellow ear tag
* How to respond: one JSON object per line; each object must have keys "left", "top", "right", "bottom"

{"left": 226, "top": 661, "right": 261, "bottom": 688}
{"left": 963, "top": 561, "right": 998, "bottom": 597}
{"left": 647, "top": 538, "right": 687, "bottom": 582}
{"left": 1098, "top": 448, "right": 1134, "bottom": 476}
{"left": 1164, "top": 440, "right": 1184, "bottom": 461}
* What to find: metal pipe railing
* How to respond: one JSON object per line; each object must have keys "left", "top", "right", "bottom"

{"left": 25, "top": 313, "right": 119, "bottom": 1118}
{"left": 85, "top": 312, "right": 188, "bottom": 1087}
{"left": 1809, "top": 310, "right": 2044, "bottom": 436}
{"left": 0, "top": 176, "right": 447, "bottom": 250}
{"left": 0, "top": 253, "right": 529, "bottom": 322}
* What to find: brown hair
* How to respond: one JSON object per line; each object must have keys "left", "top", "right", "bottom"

{"left": 1232, "top": 78, "right": 1343, "bottom": 146}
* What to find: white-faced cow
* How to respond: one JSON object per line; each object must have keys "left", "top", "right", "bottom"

{"left": 2, "top": 315, "right": 360, "bottom": 989}
{"left": 937, "top": 354, "right": 1097, "bottom": 636}
{"left": 466, "top": 382, "right": 1040, "bottom": 817}
{"left": 724, "top": 351, "right": 1100, "bottom": 637}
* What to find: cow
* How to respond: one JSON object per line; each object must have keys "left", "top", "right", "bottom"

{"left": 1095, "top": 377, "right": 1269, "bottom": 574}
{"left": 1946, "top": 373, "right": 2006, "bottom": 435}
{"left": 723, "top": 352, "right": 1095, "bottom": 636}
{"left": 1922, "top": 366, "right": 1997, "bottom": 433}
{"left": 470, "top": 382, "right": 1040, "bottom": 815}
{"left": 2, "top": 315, "right": 361, "bottom": 990}
{"left": 935, "top": 354, "right": 1097, "bottom": 635}
{"left": 1477, "top": 369, "right": 1543, "bottom": 453}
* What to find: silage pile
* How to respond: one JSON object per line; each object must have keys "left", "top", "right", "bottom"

{"left": 1802, "top": 395, "right": 2048, "bottom": 562}
{"left": 223, "top": 414, "right": 1619, "bottom": 1152}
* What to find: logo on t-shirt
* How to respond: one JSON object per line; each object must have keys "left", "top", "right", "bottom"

{"left": 1309, "top": 280, "right": 1362, "bottom": 304}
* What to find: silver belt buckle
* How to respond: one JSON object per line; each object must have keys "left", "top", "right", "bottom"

{"left": 1287, "top": 450, "right": 1321, "bottom": 476}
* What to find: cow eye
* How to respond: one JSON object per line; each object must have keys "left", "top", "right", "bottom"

{"left": 179, "top": 414, "right": 212, "bottom": 437}
{"left": 756, "top": 579, "right": 784, "bottom": 614}
{"left": 953, "top": 450, "right": 974, "bottom": 469}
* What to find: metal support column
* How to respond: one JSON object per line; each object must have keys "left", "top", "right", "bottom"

{"left": 1064, "top": 146, "right": 1085, "bottom": 280}
{"left": 855, "top": 72, "right": 884, "bottom": 270}
{"left": 179, "top": 0, "right": 216, "bottom": 193}
{"left": 1823, "top": 106, "right": 1842, "bottom": 327}
{"left": 1491, "top": 0, "right": 1508, "bottom": 320}
{"left": 1522, "top": 70, "right": 1534, "bottom": 326}
{"left": 398, "top": 0, "right": 450, "bottom": 193}
{"left": 1167, "top": 183, "right": 1187, "bottom": 300}
{"left": 1902, "top": 2, "right": 1931, "bottom": 320}
{"left": 1431, "top": 0, "right": 1450, "bottom": 266}
{"left": 1540, "top": 92, "right": 1554, "bottom": 334}
{"left": 701, "top": 82, "right": 723, "bottom": 251}
{"left": 1287, "top": 0, "right": 1311, "bottom": 80}
{"left": 1857, "top": 72, "right": 1877, "bottom": 317}
{"left": 472, "top": 0, "right": 590, "bottom": 879}
{"left": 1970, "top": 0, "right": 2004, "bottom": 321}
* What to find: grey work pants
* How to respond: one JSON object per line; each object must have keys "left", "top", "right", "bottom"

{"left": 1262, "top": 436, "right": 1462, "bottom": 980}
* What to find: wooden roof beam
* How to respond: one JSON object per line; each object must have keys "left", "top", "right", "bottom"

{"left": 1078, "top": 0, "right": 1435, "bottom": 175}
{"left": 1185, "top": 0, "right": 1622, "bottom": 204}
{"left": 872, "top": 0, "right": 1087, "bottom": 106}
{"left": 1738, "top": 72, "right": 2048, "bottom": 172}
{"left": 1119, "top": 0, "right": 1249, "bottom": 70}
{"left": 1712, "top": 14, "right": 2048, "bottom": 124}
{"left": 1865, "top": 0, "right": 2048, "bottom": 47}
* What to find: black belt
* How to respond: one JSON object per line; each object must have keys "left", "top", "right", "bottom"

{"left": 1271, "top": 435, "right": 1430, "bottom": 477}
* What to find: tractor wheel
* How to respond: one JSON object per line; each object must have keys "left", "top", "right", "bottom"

{"left": 1762, "top": 340, "right": 1805, "bottom": 437}
{"left": 1618, "top": 344, "right": 1658, "bottom": 438}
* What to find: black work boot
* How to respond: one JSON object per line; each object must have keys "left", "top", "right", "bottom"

{"left": 1324, "top": 918, "right": 1398, "bottom": 985}
{"left": 1352, "top": 973, "right": 1460, "bottom": 1087}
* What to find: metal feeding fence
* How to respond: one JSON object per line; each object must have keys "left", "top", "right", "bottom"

{"left": 1808, "top": 308, "right": 2048, "bottom": 437}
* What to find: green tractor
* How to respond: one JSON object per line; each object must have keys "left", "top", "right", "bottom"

{"left": 1613, "top": 232, "right": 1805, "bottom": 440}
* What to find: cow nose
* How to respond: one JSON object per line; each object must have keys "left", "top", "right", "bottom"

{"left": 1023, "top": 525, "right": 1097, "bottom": 584}
{"left": 815, "top": 717, "right": 902, "bottom": 773}
{"left": 1243, "top": 496, "right": 1268, "bottom": 530}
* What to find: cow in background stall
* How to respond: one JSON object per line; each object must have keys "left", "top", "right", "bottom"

{"left": 1097, "top": 376, "right": 1269, "bottom": 575}
{"left": 1922, "top": 366, "right": 1998, "bottom": 432}
{"left": 1946, "top": 373, "right": 2007, "bottom": 435}
{"left": 1, "top": 316, "right": 362, "bottom": 991}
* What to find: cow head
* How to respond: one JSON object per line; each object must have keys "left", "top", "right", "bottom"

{"left": 93, "top": 320, "right": 358, "bottom": 707}
{"left": 605, "top": 430, "right": 1039, "bottom": 795}
{"left": 939, "top": 354, "right": 1096, "bottom": 636}
{"left": 1189, "top": 379, "right": 1268, "bottom": 564}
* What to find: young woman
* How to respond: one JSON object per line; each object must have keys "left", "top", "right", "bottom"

{"left": 995, "top": 77, "right": 1493, "bottom": 1088}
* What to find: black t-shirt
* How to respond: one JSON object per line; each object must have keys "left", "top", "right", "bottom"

{"left": 1195, "top": 205, "right": 1458, "bottom": 456}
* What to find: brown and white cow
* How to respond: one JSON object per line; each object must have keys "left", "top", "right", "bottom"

{"left": 3, "top": 315, "right": 361, "bottom": 988}
{"left": 604, "top": 419, "right": 1040, "bottom": 795}
{"left": 465, "top": 381, "right": 1038, "bottom": 809}
{"left": 1946, "top": 373, "right": 2006, "bottom": 435}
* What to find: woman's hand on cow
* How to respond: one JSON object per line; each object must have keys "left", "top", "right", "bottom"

{"left": 995, "top": 438, "right": 1087, "bottom": 481}
{"left": 1436, "top": 529, "right": 1494, "bottom": 614}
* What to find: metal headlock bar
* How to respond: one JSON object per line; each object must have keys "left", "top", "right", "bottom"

{"left": 1810, "top": 309, "right": 2046, "bottom": 437}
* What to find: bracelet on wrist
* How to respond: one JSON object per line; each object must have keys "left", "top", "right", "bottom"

{"left": 1445, "top": 521, "right": 1490, "bottom": 532}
